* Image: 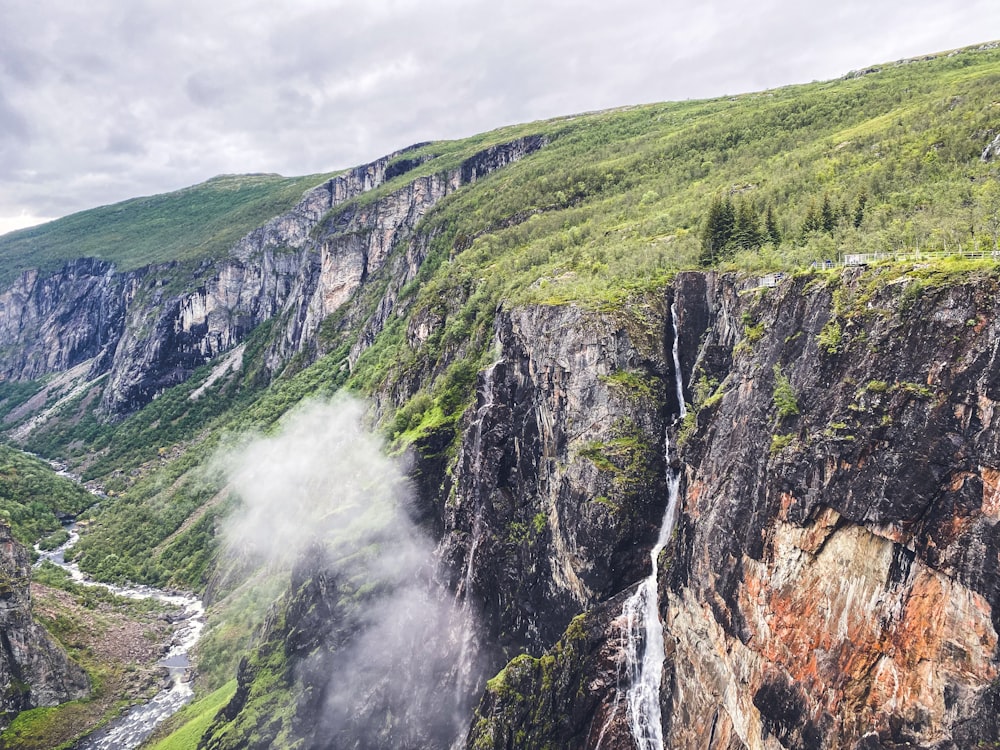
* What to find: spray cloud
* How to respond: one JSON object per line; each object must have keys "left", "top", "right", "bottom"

{"left": 217, "top": 395, "right": 481, "bottom": 748}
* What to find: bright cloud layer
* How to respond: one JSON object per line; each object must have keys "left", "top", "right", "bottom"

{"left": 1, "top": 0, "right": 998, "bottom": 230}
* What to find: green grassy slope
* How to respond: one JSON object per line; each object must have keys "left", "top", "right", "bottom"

{"left": 334, "top": 42, "right": 1000, "bottom": 451}
{"left": 4, "top": 44, "right": 998, "bottom": 295}
{"left": 298, "top": 42, "right": 1000, "bottom": 323}
{"left": 0, "top": 172, "right": 337, "bottom": 286}
{"left": 3, "top": 40, "right": 1000, "bottom": 719}
{"left": 15, "top": 40, "right": 1000, "bottom": 587}
{"left": 145, "top": 681, "right": 238, "bottom": 750}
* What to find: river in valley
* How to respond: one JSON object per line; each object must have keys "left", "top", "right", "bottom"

{"left": 33, "top": 472, "right": 206, "bottom": 750}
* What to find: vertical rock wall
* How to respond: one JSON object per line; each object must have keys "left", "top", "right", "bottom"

{"left": 468, "top": 270, "right": 1000, "bottom": 750}
{"left": 0, "top": 523, "right": 88, "bottom": 729}
{"left": 439, "top": 301, "right": 672, "bottom": 662}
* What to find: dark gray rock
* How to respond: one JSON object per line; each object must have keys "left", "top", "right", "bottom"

{"left": 0, "top": 523, "right": 88, "bottom": 729}
{"left": 465, "top": 271, "right": 1000, "bottom": 749}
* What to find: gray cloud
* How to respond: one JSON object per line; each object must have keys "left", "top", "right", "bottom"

{"left": 105, "top": 131, "right": 146, "bottom": 157}
{"left": 1, "top": 0, "right": 999, "bottom": 231}
{"left": 0, "top": 92, "right": 30, "bottom": 147}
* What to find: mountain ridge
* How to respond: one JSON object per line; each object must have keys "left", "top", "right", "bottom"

{"left": 1, "top": 38, "right": 1000, "bottom": 749}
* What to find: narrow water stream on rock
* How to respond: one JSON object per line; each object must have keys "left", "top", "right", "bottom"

{"left": 452, "top": 359, "right": 501, "bottom": 741}
{"left": 622, "top": 302, "right": 687, "bottom": 750}
{"left": 33, "top": 468, "right": 205, "bottom": 750}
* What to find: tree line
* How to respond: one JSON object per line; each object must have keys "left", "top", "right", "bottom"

{"left": 699, "top": 192, "right": 868, "bottom": 265}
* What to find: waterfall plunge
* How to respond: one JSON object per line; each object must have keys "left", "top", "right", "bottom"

{"left": 622, "top": 303, "right": 686, "bottom": 750}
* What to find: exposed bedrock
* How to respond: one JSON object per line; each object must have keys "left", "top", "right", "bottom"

{"left": 468, "top": 270, "right": 1000, "bottom": 749}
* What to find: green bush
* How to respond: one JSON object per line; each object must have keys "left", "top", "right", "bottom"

{"left": 770, "top": 433, "right": 796, "bottom": 454}
{"left": 817, "top": 319, "right": 842, "bottom": 354}
{"left": 772, "top": 365, "right": 800, "bottom": 418}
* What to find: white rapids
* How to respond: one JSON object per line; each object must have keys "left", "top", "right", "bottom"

{"left": 34, "top": 506, "right": 205, "bottom": 749}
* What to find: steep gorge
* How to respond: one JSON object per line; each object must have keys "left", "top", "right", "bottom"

{"left": 1, "top": 42, "right": 1000, "bottom": 750}
{"left": 6, "top": 201, "right": 1000, "bottom": 750}
{"left": 199, "top": 266, "right": 1000, "bottom": 750}
{"left": 466, "top": 269, "right": 1000, "bottom": 749}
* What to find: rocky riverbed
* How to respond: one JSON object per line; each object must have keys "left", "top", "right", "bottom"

{"left": 33, "top": 522, "right": 205, "bottom": 748}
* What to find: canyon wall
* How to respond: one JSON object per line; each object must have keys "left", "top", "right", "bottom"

{"left": 204, "top": 268, "right": 1000, "bottom": 749}
{"left": 466, "top": 269, "right": 1000, "bottom": 749}
{"left": 0, "top": 523, "right": 88, "bottom": 730}
{"left": 0, "top": 135, "right": 546, "bottom": 418}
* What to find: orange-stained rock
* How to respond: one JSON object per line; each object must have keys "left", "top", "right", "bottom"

{"left": 730, "top": 517, "right": 998, "bottom": 747}
{"left": 982, "top": 465, "right": 1000, "bottom": 518}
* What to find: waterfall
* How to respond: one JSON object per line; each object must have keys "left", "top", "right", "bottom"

{"left": 622, "top": 302, "right": 686, "bottom": 750}
{"left": 451, "top": 359, "right": 501, "bottom": 745}
{"left": 457, "top": 360, "right": 497, "bottom": 601}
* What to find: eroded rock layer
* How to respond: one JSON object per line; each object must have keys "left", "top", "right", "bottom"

{"left": 469, "top": 270, "right": 1000, "bottom": 750}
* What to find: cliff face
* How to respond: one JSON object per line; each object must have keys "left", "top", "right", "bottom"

{"left": 0, "top": 523, "right": 88, "bottom": 729}
{"left": 190, "top": 264, "right": 1000, "bottom": 750}
{"left": 467, "top": 269, "right": 1000, "bottom": 750}
{"left": 438, "top": 302, "right": 671, "bottom": 659}
{"left": 202, "top": 267, "right": 1000, "bottom": 750}
{"left": 0, "top": 258, "right": 139, "bottom": 382}
{"left": 197, "top": 297, "right": 673, "bottom": 750}
{"left": 663, "top": 270, "right": 1000, "bottom": 749}
{"left": 101, "top": 156, "right": 400, "bottom": 412}
{"left": 0, "top": 136, "right": 546, "bottom": 419}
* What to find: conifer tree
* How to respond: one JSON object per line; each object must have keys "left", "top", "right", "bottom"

{"left": 853, "top": 192, "right": 867, "bottom": 228}
{"left": 733, "top": 199, "right": 763, "bottom": 250}
{"left": 765, "top": 204, "right": 781, "bottom": 245}
{"left": 699, "top": 194, "right": 735, "bottom": 265}
{"left": 820, "top": 195, "right": 837, "bottom": 233}
{"left": 801, "top": 201, "right": 822, "bottom": 237}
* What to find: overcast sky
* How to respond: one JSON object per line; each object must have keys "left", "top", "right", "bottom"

{"left": 1, "top": 0, "right": 998, "bottom": 234}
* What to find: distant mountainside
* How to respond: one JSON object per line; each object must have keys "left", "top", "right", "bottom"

{"left": 0, "top": 172, "right": 337, "bottom": 286}
{"left": 1, "top": 40, "right": 999, "bottom": 750}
